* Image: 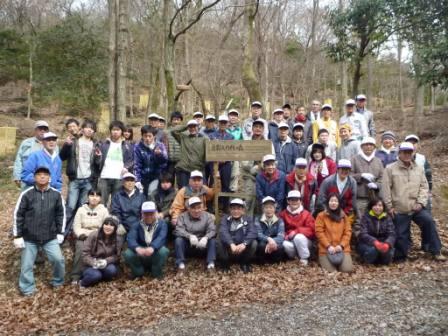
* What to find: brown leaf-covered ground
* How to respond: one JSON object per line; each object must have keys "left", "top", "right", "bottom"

{"left": 0, "top": 109, "right": 447, "bottom": 335}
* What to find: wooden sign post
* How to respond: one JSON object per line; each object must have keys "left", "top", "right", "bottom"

{"left": 206, "top": 140, "right": 272, "bottom": 222}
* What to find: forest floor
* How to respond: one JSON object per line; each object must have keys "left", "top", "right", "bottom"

{"left": 0, "top": 106, "right": 446, "bottom": 335}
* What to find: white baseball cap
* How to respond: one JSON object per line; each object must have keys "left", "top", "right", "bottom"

{"left": 230, "top": 198, "right": 246, "bottom": 207}
{"left": 322, "top": 104, "right": 332, "bottom": 110}
{"left": 345, "top": 99, "right": 356, "bottom": 105}
{"left": 356, "top": 94, "right": 367, "bottom": 100}
{"left": 147, "top": 113, "right": 160, "bottom": 119}
{"left": 273, "top": 108, "right": 284, "bottom": 114}
{"left": 187, "top": 119, "right": 199, "bottom": 126}
{"left": 228, "top": 109, "right": 239, "bottom": 116}
{"left": 35, "top": 120, "right": 49, "bottom": 129}
{"left": 188, "top": 196, "right": 202, "bottom": 207}
{"left": 337, "top": 159, "right": 352, "bottom": 169}
{"left": 218, "top": 114, "right": 229, "bottom": 122}
{"left": 262, "top": 154, "right": 276, "bottom": 163}
{"left": 292, "top": 123, "right": 305, "bottom": 130}
{"left": 42, "top": 132, "right": 58, "bottom": 140}
{"left": 277, "top": 122, "right": 289, "bottom": 129}
{"left": 361, "top": 137, "right": 376, "bottom": 147}
{"left": 205, "top": 114, "right": 216, "bottom": 121}
{"left": 193, "top": 111, "right": 204, "bottom": 118}
{"left": 404, "top": 134, "right": 420, "bottom": 143}
{"left": 262, "top": 196, "right": 276, "bottom": 204}
{"left": 287, "top": 190, "right": 301, "bottom": 199}
{"left": 190, "top": 170, "right": 203, "bottom": 179}
{"left": 251, "top": 101, "right": 263, "bottom": 107}
{"left": 295, "top": 158, "right": 308, "bottom": 167}
{"left": 399, "top": 142, "right": 414, "bottom": 151}
{"left": 122, "top": 172, "right": 136, "bottom": 180}
{"left": 141, "top": 201, "right": 157, "bottom": 213}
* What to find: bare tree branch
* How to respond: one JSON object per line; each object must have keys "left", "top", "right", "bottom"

{"left": 169, "top": 0, "right": 193, "bottom": 40}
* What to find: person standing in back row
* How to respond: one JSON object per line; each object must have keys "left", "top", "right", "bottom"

{"left": 242, "top": 101, "right": 269, "bottom": 140}
{"left": 355, "top": 94, "right": 376, "bottom": 137}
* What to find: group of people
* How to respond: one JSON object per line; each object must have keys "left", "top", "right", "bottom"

{"left": 11, "top": 95, "right": 445, "bottom": 296}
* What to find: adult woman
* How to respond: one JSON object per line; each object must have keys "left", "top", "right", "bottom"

{"left": 315, "top": 193, "right": 352, "bottom": 273}
{"left": 307, "top": 143, "right": 336, "bottom": 189}
{"left": 123, "top": 127, "right": 134, "bottom": 145}
{"left": 357, "top": 198, "right": 395, "bottom": 265}
{"left": 80, "top": 217, "right": 124, "bottom": 287}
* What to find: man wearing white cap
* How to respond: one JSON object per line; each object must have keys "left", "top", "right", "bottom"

{"left": 280, "top": 190, "right": 315, "bottom": 266}
{"left": 255, "top": 196, "right": 285, "bottom": 262}
{"left": 242, "top": 101, "right": 268, "bottom": 140}
{"left": 170, "top": 170, "right": 214, "bottom": 225}
{"left": 123, "top": 201, "right": 169, "bottom": 279}
{"left": 312, "top": 104, "right": 340, "bottom": 146}
{"left": 13, "top": 120, "right": 49, "bottom": 190}
{"left": 355, "top": 94, "right": 376, "bottom": 137}
{"left": 350, "top": 137, "right": 384, "bottom": 215}
{"left": 256, "top": 154, "right": 286, "bottom": 213}
{"left": 218, "top": 198, "right": 257, "bottom": 273}
{"left": 171, "top": 119, "right": 207, "bottom": 189}
{"left": 285, "top": 158, "right": 318, "bottom": 213}
{"left": 317, "top": 159, "right": 358, "bottom": 228}
{"left": 200, "top": 114, "right": 217, "bottom": 138}
{"left": 273, "top": 122, "right": 296, "bottom": 174}
{"left": 227, "top": 109, "right": 243, "bottom": 192}
{"left": 382, "top": 142, "right": 445, "bottom": 262}
{"left": 110, "top": 172, "right": 146, "bottom": 233}
{"left": 268, "top": 108, "right": 284, "bottom": 143}
{"left": 147, "top": 113, "right": 168, "bottom": 144}
{"left": 339, "top": 99, "right": 368, "bottom": 141}
{"left": 193, "top": 111, "right": 204, "bottom": 126}
{"left": 174, "top": 197, "right": 217, "bottom": 272}
{"left": 21, "top": 132, "right": 63, "bottom": 191}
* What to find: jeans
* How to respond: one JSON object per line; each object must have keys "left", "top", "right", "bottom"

{"left": 98, "top": 178, "right": 122, "bottom": 205}
{"left": 394, "top": 209, "right": 442, "bottom": 260}
{"left": 356, "top": 242, "right": 394, "bottom": 265}
{"left": 174, "top": 237, "right": 216, "bottom": 266}
{"left": 80, "top": 264, "right": 118, "bottom": 287}
{"left": 217, "top": 240, "right": 257, "bottom": 266}
{"left": 283, "top": 234, "right": 312, "bottom": 260}
{"left": 67, "top": 178, "right": 92, "bottom": 210}
{"left": 123, "top": 247, "right": 169, "bottom": 279}
{"left": 19, "top": 239, "right": 65, "bottom": 295}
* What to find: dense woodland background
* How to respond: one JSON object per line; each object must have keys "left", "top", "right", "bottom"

{"left": 0, "top": 0, "right": 447, "bottom": 132}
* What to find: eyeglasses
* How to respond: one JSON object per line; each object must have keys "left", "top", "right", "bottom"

{"left": 87, "top": 212, "right": 97, "bottom": 216}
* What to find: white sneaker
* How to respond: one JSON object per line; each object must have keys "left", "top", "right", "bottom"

{"left": 178, "top": 263, "right": 186, "bottom": 270}
{"left": 207, "top": 262, "right": 215, "bottom": 270}
{"left": 299, "top": 259, "right": 308, "bottom": 266}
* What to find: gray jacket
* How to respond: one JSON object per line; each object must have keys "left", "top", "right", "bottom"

{"left": 356, "top": 107, "right": 376, "bottom": 137}
{"left": 350, "top": 154, "right": 384, "bottom": 198}
{"left": 174, "top": 211, "right": 216, "bottom": 240}
{"left": 337, "top": 138, "right": 360, "bottom": 161}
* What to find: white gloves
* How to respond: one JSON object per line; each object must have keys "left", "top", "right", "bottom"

{"left": 93, "top": 259, "right": 107, "bottom": 269}
{"left": 189, "top": 235, "right": 199, "bottom": 247}
{"left": 13, "top": 237, "right": 25, "bottom": 249}
{"left": 57, "top": 234, "right": 64, "bottom": 244}
{"left": 135, "top": 182, "right": 143, "bottom": 192}
{"left": 367, "top": 182, "right": 378, "bottom": 189}
{"left": 361, "top": 173, "right": 375, "bottom": 182}
{"left": 197, "top": 237, "right": 208, "bottom": 249}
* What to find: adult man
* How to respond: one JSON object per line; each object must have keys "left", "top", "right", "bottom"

{"left": 317, "top": 159, "right": 358, "bottom": 227}
{"left": 382, "top": 142, "right": 445, "bottom": 261}
{"left": 171, "top": 119, "right": 207, "bottom": 189}
{"left": 193, "top": 111, "right": 204, "bottom": 128}
{"left": 290, "top": 106, "right": 313, "bottom": 144}
{"left": 273, "top": 122, "right": 296, "bottom": 173}
{"left": 170, "top": 170, "right": 214, "bottom": 225}
{"left": 355, "top": 94, "right": 376, "bottom": 137}
{"left": 59, "top": 119, "right": 97, "bottom": 217}
{"left": 268, "top": 108, "right": 284, "bottom": 143}
{"left": 307, "top": 100, "right": 321, "bottom": 122}
{"left": 280, "top": 190, "right": 315, "bottom": 266}
{"left": 13, "top": 166, "right": 66, "bottom": 296}
{"left": 218, "top": 198, "right": 257, "bottom": 273}
{"left": 65, "top": 118, "right": 80, "bottom": 138}
{"left": 339, "top": 99, "right": 368, "bottom": 141}
{"left": 21, "top": 132, "right": 63, "bottom": 191}
{"left": 285, "top": 158, "right": 318, "bottom": 213}
{"left": 375, "top": 131, "right": 398, "bottom": 168}
{"left": 337, "top": 124, "right": 360, "bottom": 161}
{"left": 404, "top": 134, "right": 432, "bottom": 195}
{"left": 123, "top": 202, "right": 169, "bottom": 279}
{"left": 13, "top": 120, "right": 48, "bottom": 189}
{"left": 174, "top": 197, "right": 217, "bottom": 272}
{"left": 312, "top": 104, "right": 340, "bottom": 146}
{"left": 256, "top": 154, "right": 286, "bottom": 212}
{"left": 227, "top": 109, "right": 243, "bottom": 192}
{"left": 111, "top": 172, "right": 146, "bottom": 233}
{"left": 242, "top": 101, "right": 268, "bottom": 140}
{"left": 147, "top": 113, "right": 167, "bottom": 144}
{"left": 200, "top": 114, "right": 217, "bottom": 138}
{"left": 167, "top": 111, "right": 183, "bottom": 175}
{"left": 282, "top": 103, "right": 293, "bottom": 124}
{"left": 95, "top": 120, "right": 134, "bottom": 205}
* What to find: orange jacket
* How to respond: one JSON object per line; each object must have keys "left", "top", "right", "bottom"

{"left": 315, "top": 210, "right": 352, "bottom": 256}
{"left": 169, "top": 185, "right": 214, "bottom": 222}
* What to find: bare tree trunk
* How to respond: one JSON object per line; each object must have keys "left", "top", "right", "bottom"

{"left": 367, "top": 55, "right": 373, "bottom": 101}
{"left": 338, "top": 0, "right": 348, "bottom": 113}
{"left": 413, "top": 51, "right": 424, "bottom": 132}
{"left": 430, "top": 85, "right": 435, "bottom": 113}
{"left": 352, "top": 57, "right": 362, "bottom": 97}
{"left": 128, "top": 36, "right": 134, "bottom": 118}
{"left": 108, "top": 0, "right": 117, "bottom": 120}
{"left": 27, "top": 39, "right": 33, "bottom": 119}
{"left": 397, "top": 37, "right": 404, "bottom": 115}
{"left": 310, "top": 0, "right": 319, "bottom": 95}
{"left": 242, "top": 0, "right": 262, "bottom": 110}
{"left": 116, "top": 0, "right": 129, "bottom": 122}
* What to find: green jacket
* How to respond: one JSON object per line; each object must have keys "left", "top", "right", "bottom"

{"left": 171, "top": 125, "right": 207, "bottom": 172}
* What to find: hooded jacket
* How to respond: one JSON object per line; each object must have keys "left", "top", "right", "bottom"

{"left": 133, "top": 140, "right": 168, "bottom": 182}
{"left": 255, "top": 169, "right": 286, "bottom": 210}
{"left": 358, "top": 211, "right": 396, "bottom": 247}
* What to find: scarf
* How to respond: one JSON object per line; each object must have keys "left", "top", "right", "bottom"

{"left": 295, "top": 114, "right": 306, "bottom": 122}
{"left": 327, "top": 209, "right": 342, "bottom": 222}
{"left": 369, "top": 209, "right": 387, "bottom": 219}
{"left": 261, "top": 214, "right": 278, "bottom": 227}
{"left": 141, "top": 220, "right": 158, "bottom": 246}
{"left": 359, "top": 150, "right": 376, "bottom": 162}
{"left": 287, "top": 205, "right": 303, "bottom": 215}
{"left": 309, "top": 160, "right": 329, "bottom": 178}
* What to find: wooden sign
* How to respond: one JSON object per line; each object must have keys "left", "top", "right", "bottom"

{"left": 206, "top": 140, "right": 272, "bottom": 162}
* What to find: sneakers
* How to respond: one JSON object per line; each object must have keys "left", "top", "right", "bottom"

{"left": 207, "top": 262, "right": 215, "bottom": 272}
{"left": 433, "top": 253, "right": 447, "bottom": 262}
{"left": 299, "top": 259, "right": 309, "bottom": 266}
{"left": 71, "top": 280, "right": 79, "bottom": 286}
{"left": 178, "top": 263, "right": 186, "bottom": 273}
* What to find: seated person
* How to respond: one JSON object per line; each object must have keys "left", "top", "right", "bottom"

{"left": 279, "top": 190, "right": 315, "bottom": 266}
{"left": 111, "top": 172, "right": 146, "bottom": 233}
{"left": 256, "top": 154, "right": 286, "bottom": 212}
{"left": 123, "top": 202, "right": 169, "bottom": 279}
{"left": 170, "top": 170, "right": 214, "bottom": 225}
{"left": 148, "top": 172, "right": 176, "bottom": 224}
{"left": 357, "top": 198, "right": 395, "bottom": 265}
{"left": 218, "top": 198, "right": 257, "bottom": 273}
{"left": 255, "top": 196, "right": 285, "bottom": 262}
{"left": 315, "top": 193, "right": 353, "bottom": 273}
{"left": 174, "top": 197, "right": 217, "bottom": 272}
{"left": 80, "top": 217, "right": 124, "bottom": 287}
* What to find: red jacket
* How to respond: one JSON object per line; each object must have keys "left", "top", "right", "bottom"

{"left": 308, "top": 158, "right": 337, "bottom": 188}
{"left": 279, "top": 207, "right": 316, "bottom": 240}
{"left": 285, "top": 171, "right": 317, "bottom": 212}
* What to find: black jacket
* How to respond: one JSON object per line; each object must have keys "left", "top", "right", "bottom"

{"left": 13, "top": 186, "right": 65, "bottom": 242}
{"left": 59, "top": 137, "right": 98, "bottom": 181}
{"left": 94, "top": 139, "right": 134, "bottom": 177}
{"left": 219, "top": 215, "right": 257, "bottom": 246}
{"left": 111, "top": 188, "right": 146, "bottom": 232}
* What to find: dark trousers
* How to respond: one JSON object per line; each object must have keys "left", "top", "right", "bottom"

{"left": 394, "top": 209, "right": 441, "bottom": 260}
{"left": 217, "top": 240, "right": 257, "bottom": 266}
{"left": 98, "top": 178, "right": 122, "bottom": 205}
{"left": 80, "top": 264, "right": 118, "bottom": 287}
{"left": 204, "top": 162, "right": 214, "bottom": 187}
{"left": 174, "top": 237, "right": 216, "bottom": 266}
{"left": 356, "top": 242, "right": 394, "bottom": 265}
{"left": 256, "top": 241, "right": 285, "bottom": 263}
{"left": 176, "top": 168, "right": 192, "bottom": 189}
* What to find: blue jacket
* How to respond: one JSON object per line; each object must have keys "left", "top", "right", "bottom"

{"left": 268, "top": 122, "right": 279, "bottom": 143}
{"left": 21, "top": 149, "right": 63, "bottom": 191}
{"left": 133, "top": 140, "right": 168, "bottom": 182}
{"left": 375, "top": 148, "right": 398, "bottom": 168}
{"left": 256, "top": 169, "right": 286, "bottom": 211}
{"left": 255, "top": 215, "right": 285, "bottom": 246}
{"left": 292, "top": 140, "right": 307, "bottom": 159}
{"left": 111, "top": 188, "right": 146, "bottom": 231}
{"left": 219, "top": 215, "right": 257, "bottom": 246}
{"left": 273, "top": 137, "right": 296, "bottom": 173}
{"left": 127, "top": 219, "right": 167, "bottom": 252}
